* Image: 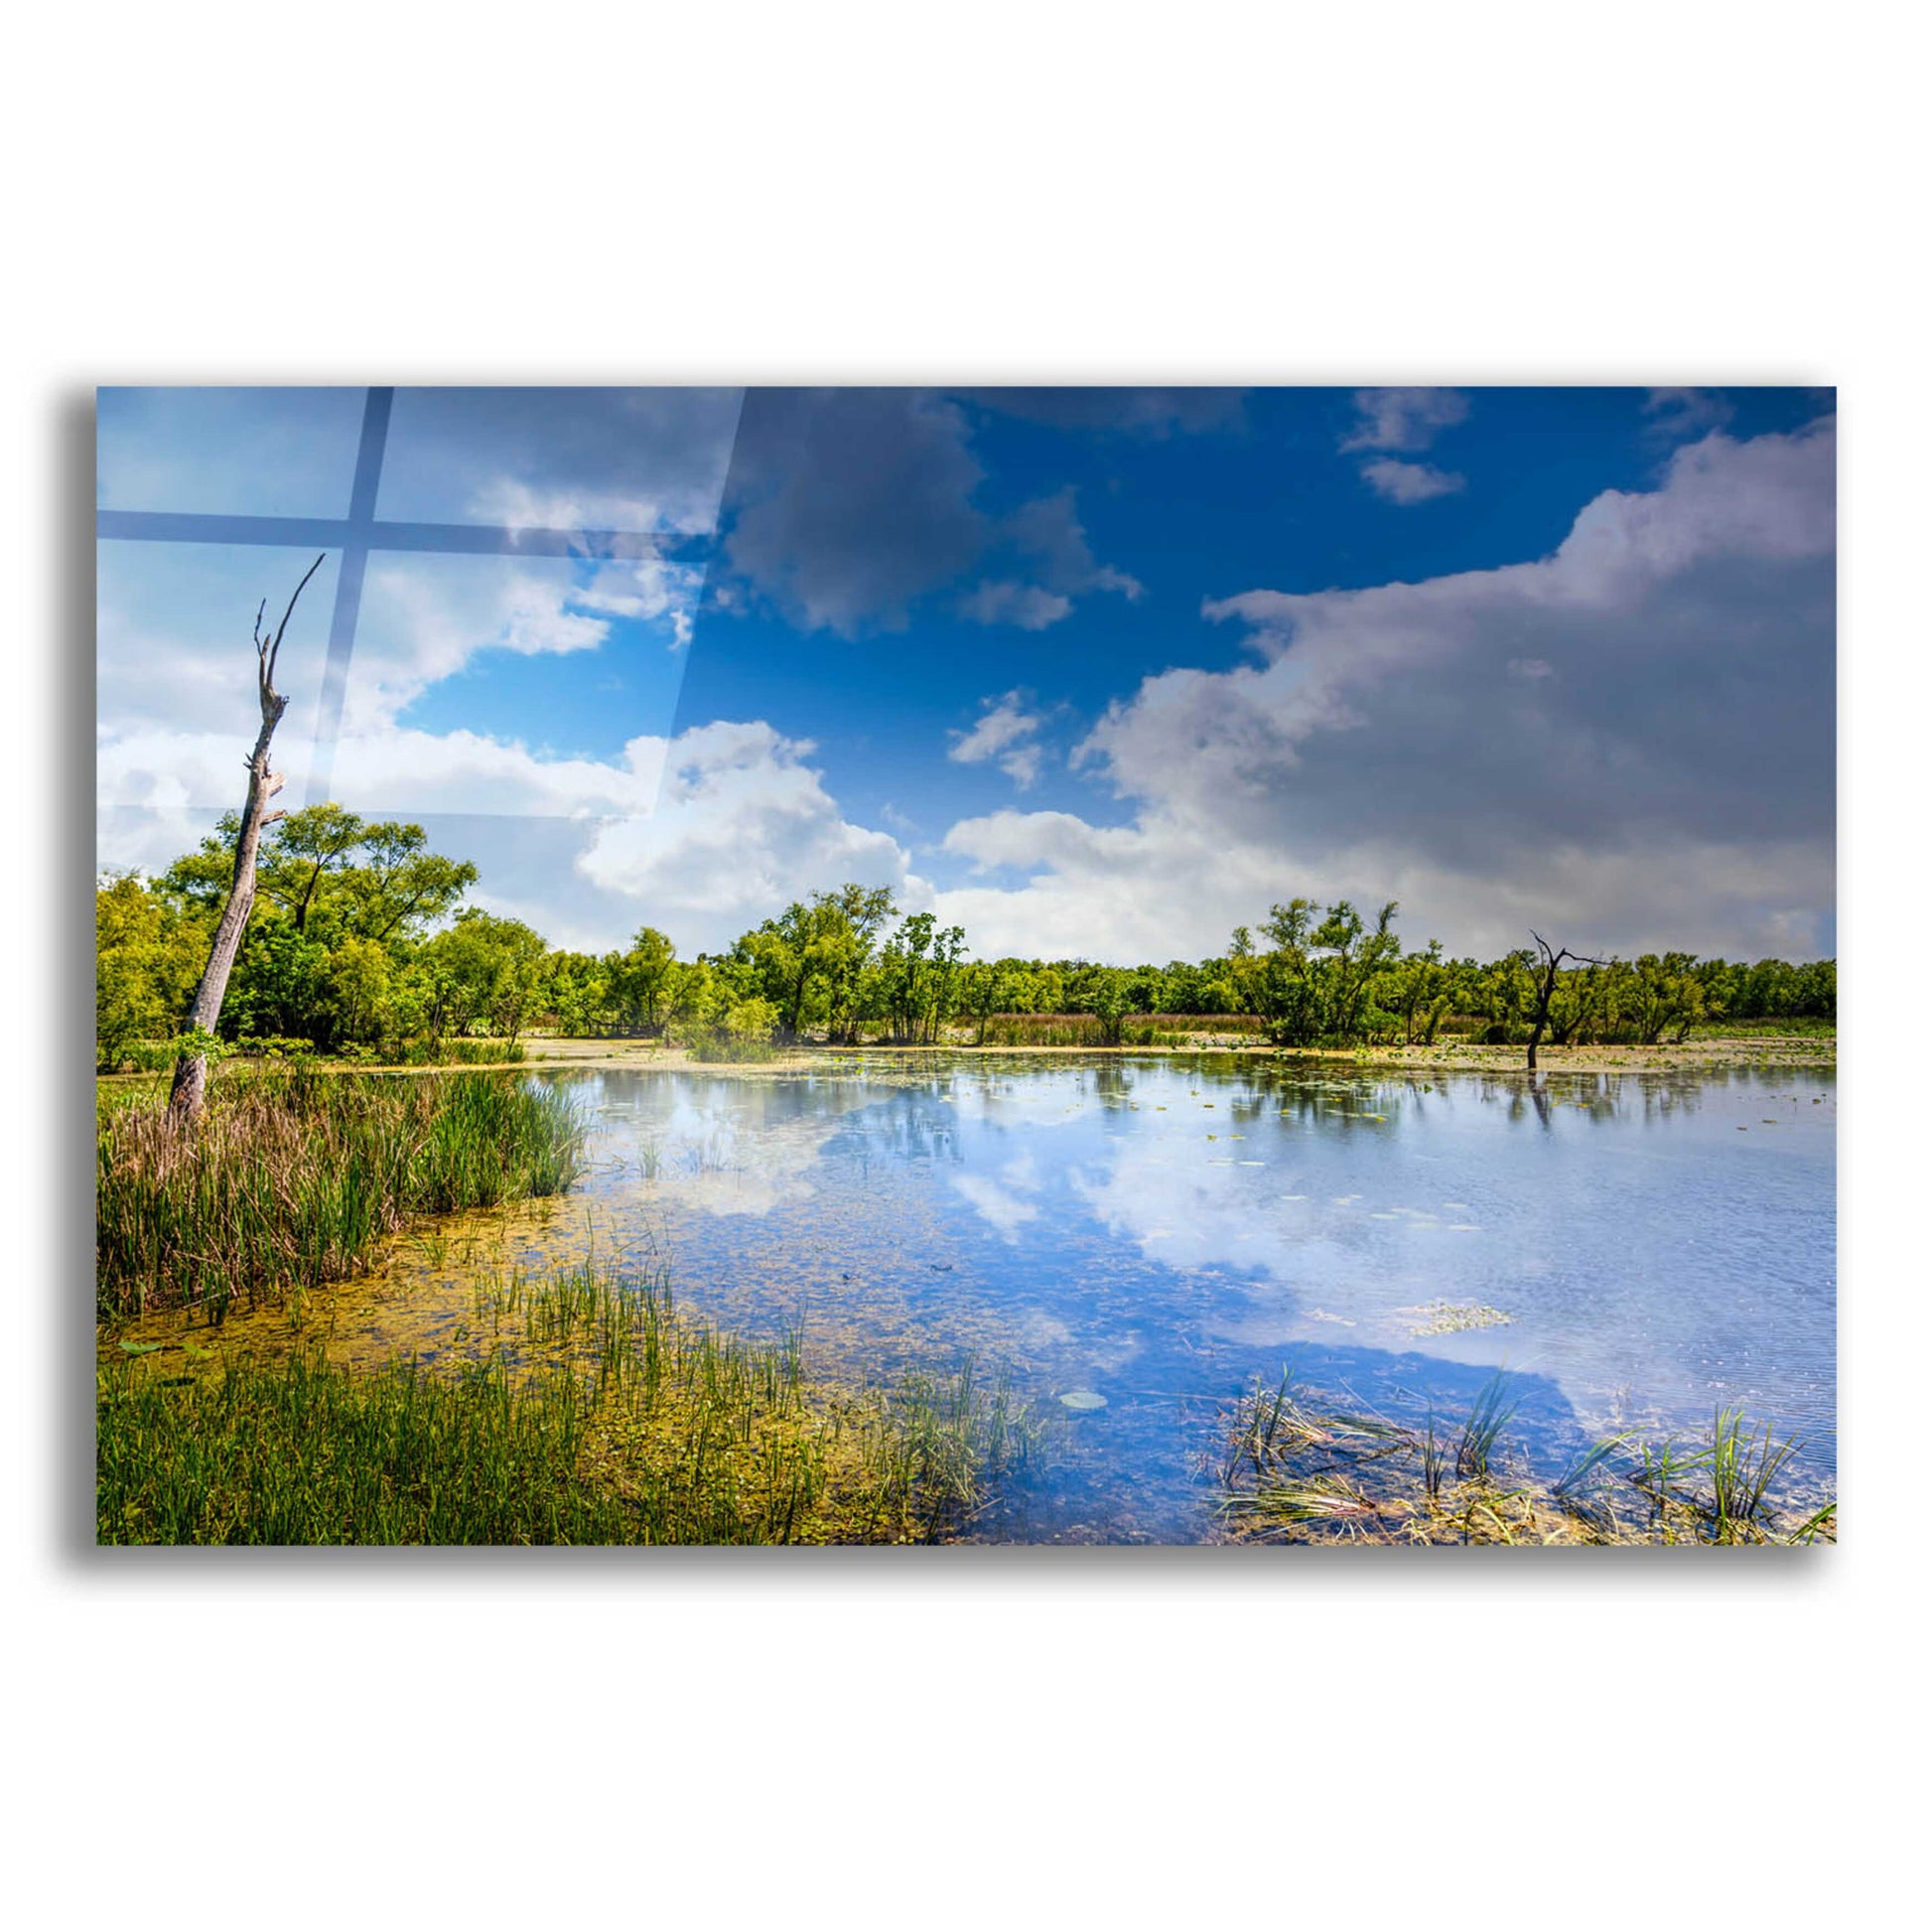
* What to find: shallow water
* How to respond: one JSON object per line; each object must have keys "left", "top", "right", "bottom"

{"left": 457, "top": 1054, "right": 1829, "bottom": 1540}
{"left": 137, "top": 1053, "right": 1836, "bottom": 1543}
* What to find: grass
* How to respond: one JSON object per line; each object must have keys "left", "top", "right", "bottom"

{"left": 1693, "top": 1018, "right": 1837, "bottom": 1038}
{"left": 684, "top": 1033, "right": 779, "bottom": 1063}
{"left": 365, "top": 1038, "right": 527, "bottom": 1067}
{"left": 1216, "top": 1369, "right": 1834, "bottom": 1547}
{"left": 99, "top": 1035, "right": 527, "bottom": 1073}
{"left": 95, "top": 1064, "right": 586, "bottom": 1321}
{"left": 97, "top": 1258, "right": 1049, "bottom": 1545}
{"left": 1454, "top": 1370, "right": 1519, "bottom": 1480}
{"left": 973, "top": 1013, "right": 1265, "bottom": 1048}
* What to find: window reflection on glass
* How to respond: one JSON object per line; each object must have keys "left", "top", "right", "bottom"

{"left": 372, "top": 387, "right": 743, "bottom": 536}
{"left": 97, "top": 388, "right": 368, "bottom": 519}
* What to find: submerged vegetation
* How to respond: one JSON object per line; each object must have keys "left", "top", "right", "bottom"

{"left": 95, "top": 1066, "right": 585, "bottom": 1320}
{"left": 1217, "top": 1369, "right": 1835, "bottom": 1547}
{"left": 98, "top": 1259, "right": 1047, "bottom": 1545}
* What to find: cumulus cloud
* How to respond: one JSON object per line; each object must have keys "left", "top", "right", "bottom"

{"left": 958, "top": 581, "right": 1072, "bottom": 631}
{"left": 99, "top": 715, "right": 928, "bottom": 957}
{"left": 96, "top": 519, "right": 926, "bottom": 955}
{"left": 1360, "top": 458, "right": 1465, "bottom": 504}
{"left": 377, "top": 386, "right": 743, "bottom": 535}
{"left": 346, "top": 559, "right": 611, "bottom": 729}
{"left": 1338, "top": 387, "right": 1469, "bottom": 453}
{"left": 575, "top": 721, "right": 921, "bottom": 933}
{"left": 934, "top": 419, "right": 1837, "bottom": 962}
{"left": 948, "top": 692, "right": 1046, "bottom": 787}
{"left": 571, "top": 552, "right": 706, "bottom": 649}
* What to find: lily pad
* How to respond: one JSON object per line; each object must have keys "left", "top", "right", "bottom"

{"left": 117, "top": 1340, "right": 161, "bottom": 1355}
{"left": 1059, "top": 1389, "right": 1108, "bottom": 1412}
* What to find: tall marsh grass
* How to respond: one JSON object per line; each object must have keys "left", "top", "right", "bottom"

{"left": 1217, "top": 1369, "right": 1833, "bottom": 1547}
{"left": 98, "top": 1259, "right": 1047, "bottom": 1545}
{"left": 95, "top": 1066, "right": 586, "bottom": 1320}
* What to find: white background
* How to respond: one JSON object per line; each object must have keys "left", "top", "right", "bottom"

{"left": 6, "top": 5, "right": 1924, "bottom": 1927}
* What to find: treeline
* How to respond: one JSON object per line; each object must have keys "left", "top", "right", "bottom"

{"left": 96, "top": 814, "right": 1835, "bottom": 1068}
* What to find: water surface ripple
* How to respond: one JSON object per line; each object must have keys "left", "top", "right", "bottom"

{"left": 484, "top": 1055, "right": 1834, "bottom": 1540}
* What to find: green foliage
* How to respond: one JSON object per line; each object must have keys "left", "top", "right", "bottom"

{"left": 731, "top": 885, "right": 899, "bottom": 1040}
{"left": 686, "top": 996, "right": 781, "bottom": 1060}
{"left": 876, "top": 909, "right": 966, "bottom": 1043}
{"left": 95, "top": 874, "right": 207, "bottom": 1068}
{"left": 162, "top": 804, "right": 478, "bottom": 943}
{"left": 419, "top": 909, "right": 548, "bottom": 1043}
{"left": 103, "top": 803, "right": 1837, "bottom": 1067}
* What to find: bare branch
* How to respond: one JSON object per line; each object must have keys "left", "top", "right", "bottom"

{"left": 263, "top": 552, "right": 326, "bottom": 698}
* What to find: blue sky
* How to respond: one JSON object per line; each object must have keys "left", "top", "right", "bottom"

{"left": 96, "top": 385, "right": 1836, "bottom": 962}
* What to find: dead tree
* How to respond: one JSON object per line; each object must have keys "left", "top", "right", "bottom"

{"left": 167, "top": 556, "right": 326, "bottom": 1121}
{"left": 1524, "top": 930, "right": 1606, "bottom": 1073}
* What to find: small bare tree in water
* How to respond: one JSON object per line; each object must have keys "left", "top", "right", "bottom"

{"left": 1523, "top": 929, "right": 1605, "bottom": 1073}
{"left": 167, "top": 555, "right": 326, "bottom": 1122}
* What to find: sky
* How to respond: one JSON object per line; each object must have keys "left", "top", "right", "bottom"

{"left": 95, "top": 384, "right": 1836, "bottom": 964}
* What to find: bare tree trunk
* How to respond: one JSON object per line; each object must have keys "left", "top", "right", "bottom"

{"left": 1524, "top": 930, "right": 1605, "bottom": 1074}
{"left": 168, "top": 558, "right": 325, "bottom": 1122}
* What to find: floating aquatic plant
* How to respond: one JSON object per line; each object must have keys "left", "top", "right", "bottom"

{"left": 1404, "top": 1301, "right": 1513, "bottom": 1337}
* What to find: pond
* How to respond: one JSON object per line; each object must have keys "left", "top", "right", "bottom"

{"left": 376, "top": 1054, "right": 1838, "bottom": 1543}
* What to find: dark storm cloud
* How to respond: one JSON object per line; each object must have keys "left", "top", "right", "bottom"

{"left": 720, "top": 392, "right": 1155, "bottom": 637}
{"left": 721, "top": 389, "right": 991, "bottom": 635}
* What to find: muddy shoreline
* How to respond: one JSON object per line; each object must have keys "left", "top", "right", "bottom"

{"left": 516, "top": 1033, "right": 1834, "bottom": 1078}
{"left": 97, "top": 1030, "right": 1834, "bottom": 1085}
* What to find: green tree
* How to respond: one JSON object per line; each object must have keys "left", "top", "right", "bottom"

{"left": 420, "top": 911, "right": 548, "bottom": 1042}
{"left": 95, "top": 873, "right": 208, "bottom": 1067}
{"left": 163, "top": 808, "right": 477, "bottom": 945}
{"left": 610, "top": 926, "right": 679, "bottom": 1035}
{"left": 878, "top": 911, "right": 966, "bottom": 1043}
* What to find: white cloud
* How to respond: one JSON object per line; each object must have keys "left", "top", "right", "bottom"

{"left": 96, "top": 524, "right": 927, "bottom": 955}
{"left": 1360, "top": 458, "right": 1465, "bottom": 504}
{"left": 98, "top": 708, "right": 928, "bottom": 957}
{"left": 575, "top": 722, "right": 923, "bottom": 934}
{"left": 344, "top": 558, "right": 616, "bottom": 731}
{"left": 1338, "top": 388, "right": 1469, "bottom": 453}
{"left": 959, "top": 580, "right": 1072, "bottom": 630}
{"left": 570, "top": 553, "right": 706, "bottom": 650}
{"left": 948, "top": 692, "right": 1047, "bottom": 786}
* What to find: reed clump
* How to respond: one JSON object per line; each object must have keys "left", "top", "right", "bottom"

{"left": 1217, "top": 1369, "right": 1835, "bottom": 1547}
{"left": 97, "top": 1259, "right": 1047, "bottom": 1545}
{"left": 95, "top": 1066, "right": 586, "bottom": 1320}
